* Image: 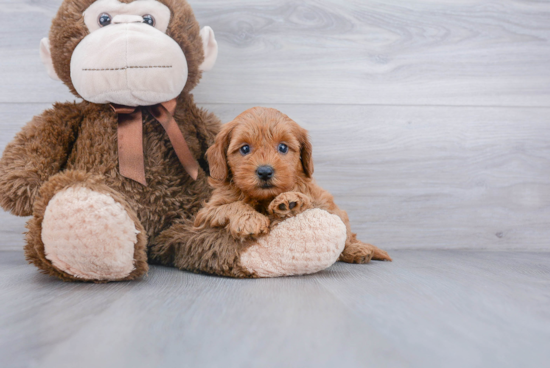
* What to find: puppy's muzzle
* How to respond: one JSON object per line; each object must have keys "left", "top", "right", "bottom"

{"left": 256, "top": 165, "right": 274, "bottom": 181}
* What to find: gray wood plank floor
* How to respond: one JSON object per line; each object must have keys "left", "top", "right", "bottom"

{"left": 1, "top": 250, "right": 549, "bottom": 368}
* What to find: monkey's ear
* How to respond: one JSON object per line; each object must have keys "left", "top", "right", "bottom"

{"left": 39, "top": 38, "right": 61, "bottom": 81}
{"left": 199, "top": 26, "right": 218, "bottom": 72}
{"left": 206, "top": 121, "right": 237, "bottom": 182}
{"left": 299, "top": 127, "right": 314, "bottom": 178}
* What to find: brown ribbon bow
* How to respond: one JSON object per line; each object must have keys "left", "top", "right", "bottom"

{"left": 111, "top": 99, "right": 199, "bottom": 186}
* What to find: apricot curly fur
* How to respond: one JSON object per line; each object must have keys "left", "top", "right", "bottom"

{"left": 194, "top": 107, "right": 392, "bottom": 263}
{"left": 148, "top": 219, "right": 256, "bottom": 278}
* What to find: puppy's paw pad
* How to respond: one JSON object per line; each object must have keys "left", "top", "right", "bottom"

{"left": 269, "top": 192, "right": 311, "bottom": 218}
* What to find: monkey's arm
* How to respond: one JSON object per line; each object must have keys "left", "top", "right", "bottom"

{"left": 0, "top": 103, "right": 82, "bottom": 216}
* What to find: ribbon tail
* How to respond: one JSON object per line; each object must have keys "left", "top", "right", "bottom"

{"left": 117, "top": 109, "right": 147, "bottom": 186}
{"left": 164, "top": 120, "right": 200, "bottom": 180}
{"left": 151, "top": 102, "right": 200, "bottom": 181}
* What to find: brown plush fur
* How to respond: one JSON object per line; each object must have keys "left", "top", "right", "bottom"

{"left": 0, "top": 0, "right": 237, "bottom": 281}
{"left": 147, "top": 219, "right": 256, "bottom": 278}
{"left": 194, "top": 107, "right": 392, "bottom": 263}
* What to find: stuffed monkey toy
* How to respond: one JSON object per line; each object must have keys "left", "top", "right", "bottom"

{"left": 0, "top": 0, "right": 347, "bottom": 282}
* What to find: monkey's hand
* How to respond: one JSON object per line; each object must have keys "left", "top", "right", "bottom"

{"left": 0, "top": 104, "right": 81, "bottom": 216}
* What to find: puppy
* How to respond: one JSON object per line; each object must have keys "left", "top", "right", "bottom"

{"left": 194, "top": 107, "right": 391, "bottom": 263}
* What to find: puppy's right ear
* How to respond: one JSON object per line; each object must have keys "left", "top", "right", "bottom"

{"left": 298, "top": 127, "right": 314, "bottom": 178}
{"left": 207, "top": 121, "right": 238, "bottom": 181}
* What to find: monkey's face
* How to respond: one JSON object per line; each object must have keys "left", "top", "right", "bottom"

{"left": 71, "top": 0, "right": 185, "bottom": 106}
{"left": 41, "top": 0, "right": 218, "bottom": 106}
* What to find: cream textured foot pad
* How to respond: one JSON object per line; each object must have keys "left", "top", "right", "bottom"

{"left": 241, "top": 209, "right": 346, "bottom": 277}
{"left": 42, "top": 187, "right": 139, "bottom": 280}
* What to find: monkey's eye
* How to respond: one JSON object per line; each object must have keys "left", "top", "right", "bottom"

{"left": 278, "top": 143, "right": 288, "bottom": 154}
{"left": 240, "top": 145, "right": 251, "bottom": 155}
{"left": 98, "top": 13, "right": 112, "bottom": 27}
{"left": 142, "top": 14, "right": 155, "bottom": 26}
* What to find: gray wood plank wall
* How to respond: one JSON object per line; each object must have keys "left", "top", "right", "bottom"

{"left": 1, "top": 0, "right": 549, "bottom": 251}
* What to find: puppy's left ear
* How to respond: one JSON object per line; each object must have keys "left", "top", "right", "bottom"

{"left": 298, "top": 127, "right": 314, "bottom": 177}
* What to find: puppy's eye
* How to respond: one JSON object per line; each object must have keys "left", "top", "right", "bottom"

{"left": 278, "top": 143, "right": 288, "bottom": 154}
{"left": 98, "top": 13, "right": 112, "bottom": 27}
{"left": 142, "top": 14, "right": 155, "bottom": 26}
{"left": 240, "top": 145, "right": 251, "bottom": 155}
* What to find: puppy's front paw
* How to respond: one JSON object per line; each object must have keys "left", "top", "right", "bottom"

{"left": 229, "top": 212, "right": 270, "bottom": 239}
{"left": 268, "top": 192, "right": 312, "bottom": 219}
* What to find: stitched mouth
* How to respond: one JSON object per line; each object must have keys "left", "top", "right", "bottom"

{"left": 259, "top": 183, "right": 274, "bottom": 189}
{"left": 82, "top": 66, "right": 173, "bottom": 71}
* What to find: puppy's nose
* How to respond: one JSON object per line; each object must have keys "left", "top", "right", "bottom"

{"left": 256, "top": 165, "right": 274, "bottom": 180}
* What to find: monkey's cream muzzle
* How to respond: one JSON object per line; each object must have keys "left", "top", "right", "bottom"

{"left": 70, "top": 18, "right": 188, "bottom": 106}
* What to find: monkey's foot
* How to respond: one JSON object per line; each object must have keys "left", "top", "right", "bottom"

{"left": 240, "top": 209, "right": 346, "bottom": 277}
{"left": 42, "top": 187, "right": 140, "bottom": 281}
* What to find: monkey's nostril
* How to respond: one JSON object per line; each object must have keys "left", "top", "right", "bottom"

{"left": 256, "top": 165, "right": 274, "bottom": 181}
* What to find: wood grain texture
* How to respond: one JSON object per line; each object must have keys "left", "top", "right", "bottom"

{"left": 1, "top": 103, "right": 549, "bottom": 251}
{"left": 1, "top": 0, "right": 550, "bottom": 106}
{"left": 0, "top": 250, "right": 549, "bottom": 368}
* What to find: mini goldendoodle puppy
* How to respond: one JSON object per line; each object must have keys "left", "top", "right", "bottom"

{"left": 194, "top": 107, "right": 391, "bottom": 263}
